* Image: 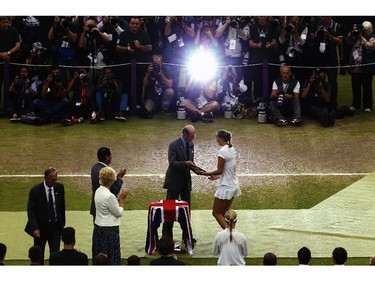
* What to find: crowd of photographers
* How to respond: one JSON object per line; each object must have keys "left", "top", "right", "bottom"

{"left": 1, "top": 16, "right": 374, "bottom": 126}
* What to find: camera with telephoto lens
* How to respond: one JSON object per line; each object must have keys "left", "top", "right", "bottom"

{"left": 79, "top": 72, "right": 89, "bottom": 83}
{"left": 277, "top": 91, "right": 284, "bottom": 107}
{"left": 285, "top": 23, "right": 295, "bottom": 33}
{"left": 353, "top": 24, "right": 364, "bottom": 41}
{"left": 14, "top": 74, "right": 27, "bottom": 93}
{"left": 104, "top": 75, "right": 114, "bottom": 84}
{"left": 110, "top": 16, "right": 118, "bottom": 26}
{"left": 230, "top": 19, "right": 238, "bottom": 28}
{"left": 311, "top": 75, "right": 321, "bottom": 88}
{"left": 316, "top": 27, "right": 328, "bottom": 38}
{"left": 61, "top": 18, "right": 71, "bottom": 29}
{"left": 152, "top": 63, "right": 161, "bottom": 74}
{"left": 203, "top": 21, "right": 210, "bottom": 29}
{"left": 52, "top": 72, "right": 61, "bottom": 83}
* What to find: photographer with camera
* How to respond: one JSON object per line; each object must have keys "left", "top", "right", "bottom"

{"left": 215, "top": 16, "right": 250, "bottom": 69}
{"left": 9, "top": 66, "right": 37, "bottom": 122}
{"left": 116, "top": 17, "right": 153, "bottom": 109}
{"left": 93, "top": 67, "right": 128, "bottom": 123}
{"left": 249, "top": 16, "right": 278, "bottom": 100}
{"left": 33, "top": 66, "right": 69, "bottom": 123}
{"left": 48, "top": 16, "right": 79, "bottom": 85}
{"left": 78, "top": 18, "right": 111, "bottom": 76}
{"left": 278, "top": 16, "right": 309, "bottom": 86}
{"left": 346, "top": 21, "right": 375, "bottom": 113}
{"left": 65, "top": 69, "right": 95, "bottom": 121}
{"left": 301, "top": 69, "right": 334, "bottom": 127}
{"left": 269, "top": 65, "right": 301, "bottom": 126}
{"left": 215, "top": 65, "right": 249, "bottom": 117}
{"left": 311, "top": 16, "right": 343, "bottom": 112}
{"left": 194, "top": 17, "right": 219, "bottom": 51}
{"left": 141, "top": 54, "right": 174, "bottom": 118}
{"left": 184, "top": 75, "right": 220, "bottom": 123}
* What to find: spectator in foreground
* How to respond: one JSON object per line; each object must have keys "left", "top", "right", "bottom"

{"left": 0, "top": 243, "right": 6, "bottom": 265}
{"left": 297, "top": 246, "right": 311, "bottom": 265}
{"left": 29, "top": 245, "right": 43, "bottom": 265}
{"left": 263, "top": 252, "right": 277, "bottom": 265}
{"left": 332, "top": 247, "right": 347, "bottom": 265}
{"left": 49, "top": 226, "right": 88, "bottom": 265}
{"left": 149, "top": 236, "right": 185, "bottom": 265}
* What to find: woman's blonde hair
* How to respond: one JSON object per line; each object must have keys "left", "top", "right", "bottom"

{"left": 99, "top": 167, "right": 116, "bottom": 187}
{"left": 224, "top": 210, "right": 237, "bottom": 242}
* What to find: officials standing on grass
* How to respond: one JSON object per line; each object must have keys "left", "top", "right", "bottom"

{"left": 162, "top": 125, "right": 197, "bottom": 241}
{"left": 24, "top": 167, "right": 66, "bottom": 264}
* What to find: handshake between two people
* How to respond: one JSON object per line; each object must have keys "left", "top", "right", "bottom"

{"left": 186, "top": 160, "right": 219, "bottom": 180}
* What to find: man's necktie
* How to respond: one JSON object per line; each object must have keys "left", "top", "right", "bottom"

{"left": 48, "top": 188, "right": 56, "bottom": 222}
{"left": 186, "top": 143, "right": 190, "bottom": 159}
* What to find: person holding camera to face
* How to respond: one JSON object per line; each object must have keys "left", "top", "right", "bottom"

{"left": 301, "top": 69, "right": 335, "bottom": 127}
{"left": 78, "top": 18, "right": 111, "bottom": 75}
{"left": 278, "top": 16, "right": 309, "bottom": 86}
{"left": 9, "top": 66, "right": 37, "bottom": 122}
{"left": 140, "top": 54, "right": 174, "bottom": 118}
{"left": 215, "top": 65, "right": 249, "bottom": 116}
{"left": 269, "top": 65, "right": 301, "bottom": 126}
{"left": 194, "top": 17, "right": 219, "bottom": 51}
{"left": 92, "top": 67, "right": 128, "bottom": 123}
{"left": 33, "top": 66, "right": 69, "bottom": 123}
{"left": 249, "top": 16, "right": 278, "bottom": 100}
{"left": 215, "top": 17, "right": 250, "bottom": 70}
{"left": 311, "top": 16, "right": 343, "bottom": 112}
{"left": 65, "top": 68, "right": 95, "bottom": 121}
{"left": 48, "top": 16, "right": 79, "bottom": 85}
{"left": 346, "top": 21, "right": 375, "bottom": 113}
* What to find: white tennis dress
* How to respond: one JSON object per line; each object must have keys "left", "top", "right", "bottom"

{"left": 214, "top": 145, "right": 241, "bottom": 200}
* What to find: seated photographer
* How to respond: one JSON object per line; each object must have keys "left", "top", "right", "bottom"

{"left": 140, "top": 54, "right": 174, "bottom": 118}
{"left": 269, "top": 65, "right": 301, "bottom": 126}
{"left": 215, "top": 65, "right": 249, "bottom": 116}
{"left": 301, "top": 70, "right": 335, "bottom": 127}
{"left": 184, "top": 76, "right": 220, "bottom": 123}
{"left": 8, "top": 66, "right": 37, "bottom": 122}
{"left": 66, "top": 69, "right": 95, "bottom": 121}
{"left": 33, "top": 66, "right": 69, "bottom": 123}
{"left": 93, "top": 67, "right": 128, "bottom": 123}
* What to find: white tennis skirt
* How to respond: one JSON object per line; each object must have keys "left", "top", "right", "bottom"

{"left": 214, "top": 185, "right": 242, "bottom": 200}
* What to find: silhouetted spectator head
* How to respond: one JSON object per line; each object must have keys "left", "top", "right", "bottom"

{"left": 127, "top": 255, "right": 141, "bottom": 265}
{"left": 0, "top": 243, "right": 7, "bottom": 263}
{"left": 332, "top": 247, "right": 347, "bottom": 265}
{"left": 298, "top": 247, "right": 311, "bottom": 265}
{"left": 28, "top": 245, "right": 43, "bottom": 265}
{"left": 263, "top": 252, "right": 277, "bottom": 265}
{"left": 157, "top": 236, "right": 174, "bottom": 256}
{"left": 61, "top": 227, "right": 76, "bottom": 246}
{"left": 94, "top": 253, "right": 109, "bottom": 265}
{"left": 369, "top": 256, "right": 375, "bottom": 265}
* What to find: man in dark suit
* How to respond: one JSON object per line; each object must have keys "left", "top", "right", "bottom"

{"left": 90, "top": 146, "right": 126, "bottom": 221}
{"left": 25, "top": 167, "right": 66, "bottom": 263}
{"left": 162, "top": 125, "right": 197, "bottom": 240}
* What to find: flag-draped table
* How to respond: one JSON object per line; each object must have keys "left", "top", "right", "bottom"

{"left": 145, "top": 200, "right": 194, "bottom": 255}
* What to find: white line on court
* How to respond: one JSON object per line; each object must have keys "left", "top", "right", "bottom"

{"left": 0, "top": 172, "right": 370, "bottom": 178}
